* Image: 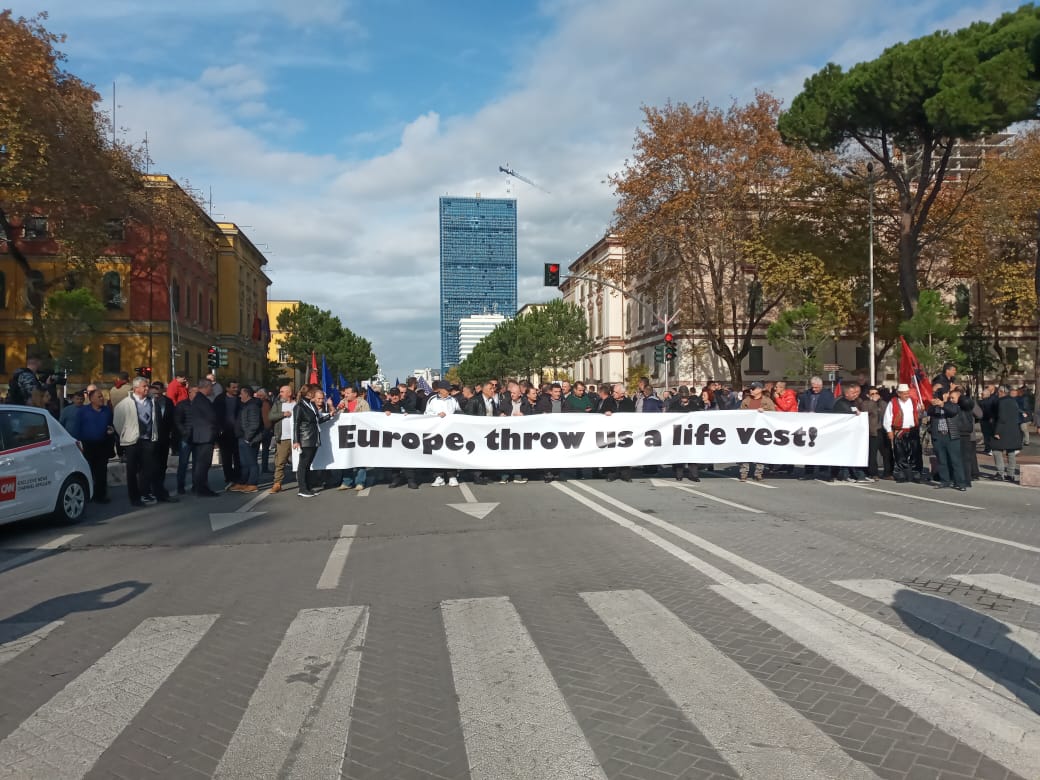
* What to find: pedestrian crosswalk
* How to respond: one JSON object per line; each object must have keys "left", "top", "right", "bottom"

{"left": 1, "top": 574, "right": 1039, "bottom": 779}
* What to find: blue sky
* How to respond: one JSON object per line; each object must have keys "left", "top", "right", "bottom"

{"left": 5, "top": 0, "right": 1024, "bottom": 380}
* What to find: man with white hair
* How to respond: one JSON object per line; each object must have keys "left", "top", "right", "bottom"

{"left": 113, "top": 376, "right": 160, "bottom": 506}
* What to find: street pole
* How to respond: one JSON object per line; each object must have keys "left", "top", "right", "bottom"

{"left": 867, "top": 162, "right": 877, "bottom": 385}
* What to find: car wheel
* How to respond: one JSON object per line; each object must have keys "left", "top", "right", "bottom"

{"left": 53, "top": 475, "right": 89, "bottom": 524}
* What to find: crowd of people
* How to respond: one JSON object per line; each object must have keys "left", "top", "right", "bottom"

{"left": 3, "top": 358, "right": 1035, "bottom": 504}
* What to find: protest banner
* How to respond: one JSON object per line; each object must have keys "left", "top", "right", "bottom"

{"left": 294, "top": 411, "right": 868, "bottom": 471}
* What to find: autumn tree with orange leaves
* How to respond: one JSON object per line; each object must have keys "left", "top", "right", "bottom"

{"left": 0, "top": 11, "right": 143, "bottom": 342}
{"left": 610, "top": 93, "right": 850, "bottom": 385}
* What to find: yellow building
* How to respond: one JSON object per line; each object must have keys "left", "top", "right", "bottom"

{"left": 215, "top": 223, "right": 272, "bottom": 384}
{"left": 267, "top": 299, "right": 301, "bottom": 386}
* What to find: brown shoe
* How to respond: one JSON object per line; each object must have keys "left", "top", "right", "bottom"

{"left": 229, "top": 484, "right": 247, "bottom": 492}
{"left": 271, "top": 483, "right": 281, "bottom": 493}
{"left": 241, "top": 485, "right": 259, "bottom": 493}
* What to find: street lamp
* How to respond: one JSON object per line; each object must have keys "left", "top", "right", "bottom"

{"left": 866, "top": 162, "right": 877, "bottom": 385}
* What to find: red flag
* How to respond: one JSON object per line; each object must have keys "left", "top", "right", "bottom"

{"left": 898, "top": 336, "right": 933, "bottom": 408}
{"left": 834, "top": 378, "right": 842, "bottom": 397}
{"left": 308, "top": 351, "right": 319, "bottom": 385}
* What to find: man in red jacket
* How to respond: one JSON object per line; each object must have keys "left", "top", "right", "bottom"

{"left": 166, "top": 374, "right": 189, "bottom": 406}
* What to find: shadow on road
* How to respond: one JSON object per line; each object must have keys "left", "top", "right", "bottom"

{"left": 892, "top": 587, "right": 1040, "bottom": 713}
{"left": 0, "top": 581, "right": 150, "bottom": 645}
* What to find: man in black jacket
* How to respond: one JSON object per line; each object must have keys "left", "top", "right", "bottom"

{"left": 927, "top": 384, "right": 971, "bottom": 491}
{"left": 190, "top": 379, "right": 220, "bottom": 497}
{"left": 384, "top": 387, "right": 418, "bottom": 489}
{"left": 232, "top": 385, "right": 263, "bottom": 492}
{"left": 213, "top": 380, "right": 241, "bottom": 489}
{"left": 463, "top": 383, "right": 499, "bottom": 484}
{"left": 600, "top": 383, "right": 634, "bottom": 482}
{"left": 147, "top": 381, "right": 178, "bottom": 502}
{"left": 173, "top": 387, "right": 195, "bottom": 495}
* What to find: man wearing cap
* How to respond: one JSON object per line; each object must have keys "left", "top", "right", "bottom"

{"left": 883, "top": 383, "right": 924, "bottom": 483}
{"left": 738, "top": 383, "right": 775, "bottom": 481}
{"left": 425, "top": 380, "right": 460, "bottom": 486}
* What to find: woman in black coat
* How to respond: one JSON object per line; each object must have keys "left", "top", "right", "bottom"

{"left": 991, "top": 384, "right": 1023, "bottom": 482}
{"left": 293, "top": 385, "right": 337, "bottom": 497}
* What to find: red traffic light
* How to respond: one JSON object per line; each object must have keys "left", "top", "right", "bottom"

{"left": 664, "top": 332, "right": 674, "bottom": 342}
{"left": 548, "top": 264, "right": 559, "bottom": 273}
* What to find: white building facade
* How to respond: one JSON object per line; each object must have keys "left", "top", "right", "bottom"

{"left": 458, "top": 313, "right": 508, "bottom": 363}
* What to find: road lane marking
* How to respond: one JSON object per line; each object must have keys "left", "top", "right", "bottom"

{"left": 583, "top": 589, "right": 877, "bottom": 780}
{"left": 0, "top": 534, "right": 81, "bottom": 575}
{"left": 0, "top": 614, "right": 217, "bottom": 779}
{"left": 875, "top": 512, "right": 1040, "bottom": 554}
{"left": 558, "top": 481, "right": 1040, "bottom": 759}
{"left": 441, "top": 596, "right": 606, "bottom": 780}
{"left": 714, "top": 582, "right": 1040, "bottom": 780}
{"left": 728, "top": 477, "right": 778, "bottom": 488}
{"left": 834, "top": 578, "right": 1040, "bottom": 670}
{"left": 357, "top": 487, "right": 370, "bottom": 497}
{"left": 214, "top": 606, "right": 367, "bottom": 779}
{"left": 953, "top": 573, "right": 1040, "bottom": 605}
{"left": 316, "top": 524, "right": 357, "bottom": 590}
{"left": 0, "top": 621, "right": 63, "bottom": 667}
{"left": 448, "top": 481, "right": 498, "bottom": 520}
{"left": 648, "top": 478, "right": 764, "bottom": 513}
{"left": 850, "top": 484, "right": 983, "bottom": 510}
{"left": 240, "top": 488, "right": 273, "bottom": 512}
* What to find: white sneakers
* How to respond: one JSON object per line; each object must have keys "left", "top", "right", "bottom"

{"left": 448, "top": 477, "right": 460, "bottom": 487}
{"left": 432, "top": 476, "right": 446, "bottom": 487}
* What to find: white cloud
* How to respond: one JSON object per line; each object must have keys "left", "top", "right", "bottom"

{"left": 74, "top": 0, "right": 1024, "bottom": 380}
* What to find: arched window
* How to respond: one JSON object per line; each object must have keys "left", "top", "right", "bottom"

{"left": 103, "top": 272, "right": 122, "bottom": 309}
{"left": 0, "top": 271, "right": 6, "bottom": 309}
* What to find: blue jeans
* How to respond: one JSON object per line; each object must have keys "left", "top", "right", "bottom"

{"left": 340, "top": 467, "right": 368, "bottom": 488}
{"left": 177, "top": 439, "right": 192, "bottom": 491}
{"left": 238, "top": 439, "right": 260, "bottom": 486}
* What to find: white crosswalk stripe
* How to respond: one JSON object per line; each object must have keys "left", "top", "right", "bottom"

{"left": 0, "top": 614, "right": 217, "bottom": 779}
{"left": 214, "top": 605, "right": 368, "bottom": 779}
{"left": 582, "top": 589, "right": 879, "bottom": 780}
{"left": 954, "top": 572, "right": 1040, "bottom": 605}
{"left": 441, "top": 596, "right": 607, "bottom": 780}
{"left": 4, "top": 575, "right": 1040, "bottom": 777}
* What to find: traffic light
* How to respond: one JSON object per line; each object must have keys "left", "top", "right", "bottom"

{"left": 654, "top": 345, "right": 665, "bottom": 363}
{"left": 543, "top": 262, "right": 560, "bottom": 287}
{"left": 664, "top": 333, "right": 677, "bottom": 361}
{"left": 208, "top": 345, "right": 219, "bottom": 369}
{"left": 135, "top": 366, "right": 152, "bottom": 379}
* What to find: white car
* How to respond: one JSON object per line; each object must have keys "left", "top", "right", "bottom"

{"left": 0, "top": 403, "right": 93, "bottom": 525}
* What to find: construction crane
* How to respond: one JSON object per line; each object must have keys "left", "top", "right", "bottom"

{"left": 499, "top": 165, "right": 550, "bottom": 194}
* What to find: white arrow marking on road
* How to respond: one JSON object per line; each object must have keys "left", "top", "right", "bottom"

{"left": 448, "top": 482, "right": 498, "bottom": 520}
{"left": 209, "top": 485, "right": 274, "bottom": 531}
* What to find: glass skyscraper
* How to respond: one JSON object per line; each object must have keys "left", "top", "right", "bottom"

{"left": 439, "top": 196, "right": 517, "bottom": 373}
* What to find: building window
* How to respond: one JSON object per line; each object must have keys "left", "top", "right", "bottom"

{"left": 0, "top": 271, "right": 6, "bottom": 309}
{"left": 0, "top": 344, "right": 5, "bottom": 374}
{"left": 171, "top": 281, "right": 180, "bottom": 313}
{"left": 25, "top": 270, "right": 43, "bottom": 309}
{"left": 102, "top": 344, "right": 121, "bottom": 374}
{"left": 855, "top": 346, "right": 869, "bottom": 373}
{"left": 277, "top": 347, "right": 289, "bottom": 364}
{"left": 748, "top": 345, "right": 764, "bottom": 373}
{"left": 1006, "top": 347, "right": 1020, "bottom": 371}
{"left": 23, "top": 215, "right": 48, "bottom": 240}
{"left": 106, "top": 218, "right": 125, "bottom": 241}
{"left": 197, "top": 292, "right": 203, "bottom": 323}
{"left": 955, "top": 284, "right": 971, "bottom": 319}
{"left": 196, "top": 352, "right": 202, "bottom": 380}
{"left": 209, "top": 299, "right": 214, "bottom": 329}
{"left": 103, "top": 272, "right": 122, "bottom": 309}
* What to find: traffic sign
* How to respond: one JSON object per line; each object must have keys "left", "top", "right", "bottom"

{"left": 823, "top": 363, "right": 841, "bottom": 371}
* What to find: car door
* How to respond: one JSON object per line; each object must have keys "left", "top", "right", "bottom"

{"left": 0, "top": 408, "right": 54, "bottom": 522}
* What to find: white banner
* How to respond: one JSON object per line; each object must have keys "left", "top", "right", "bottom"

{"left": 295, "top": 411, "right": 869, "bottom": 470}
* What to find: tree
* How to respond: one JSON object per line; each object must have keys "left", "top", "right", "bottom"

{"left": 766, "top": 302, "right": 841, "bottom": 381}
{"left": 275, "top": 302, "right": 377, "bottom": 381}
{"left": 0, "top": 12, "right": 143, "bottom": 340}
{"left": 898, "top": 289, "right": 965, "bottom": 375}
{"left": 778, "top": 5, "right": 1040, "bottom": 318}
{"left": 610, "top": 93, "right": 843, "bottom": 385}
{"left": 456, "top": 302, "right": 592, "bottom": 384}
{"left": 39, "top": 288, "right": 106, "bottom": 375}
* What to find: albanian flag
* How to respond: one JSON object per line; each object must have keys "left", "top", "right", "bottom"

{"left": 898, "top": 337, "right": 933, "bottom": 408}
{"left": 308, "top": 351, "right": 319, "bottom": 385}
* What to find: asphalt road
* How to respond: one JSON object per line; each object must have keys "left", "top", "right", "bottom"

{"left": 0, "top": 464, "right": 1038, "bottom": 779}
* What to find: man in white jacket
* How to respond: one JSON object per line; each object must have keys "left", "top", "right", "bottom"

{"left": 112, "top": 376, "right": 160, "bottom": 506}
{"left": 425, "top": 380, "right": 460, "bottom": 486}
